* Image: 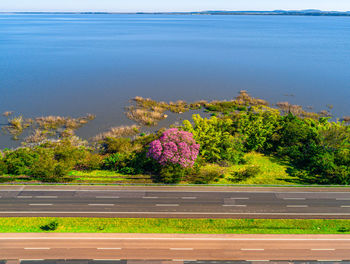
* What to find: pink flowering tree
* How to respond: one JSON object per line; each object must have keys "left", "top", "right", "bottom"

{"left": 148, "top": 128, "right": 200, "bottom": 168}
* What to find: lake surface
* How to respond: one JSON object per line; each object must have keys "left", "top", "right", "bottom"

{"left": 0, "top": 14, "right": 350, "bottom": 147}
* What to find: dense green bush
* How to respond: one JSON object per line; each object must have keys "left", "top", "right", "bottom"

{"left": 155, "top": 164, "right": 186, "bottom": 184}
{"left": 3, "top": 148, "right": 38, "bottom": 175}
{"left": 183, "top": 114, "right": 244, "bottom": 164}
{"left": 229, "top": 165, "right": 261, "bottom": 182}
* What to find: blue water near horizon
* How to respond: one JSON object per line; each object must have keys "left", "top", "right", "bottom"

{"left": 0, "top": 14, "right": 350, "bottom": 147}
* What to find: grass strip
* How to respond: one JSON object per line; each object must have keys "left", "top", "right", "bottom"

{"left": 1, "top": 218, "right": 350, "bottom": 234}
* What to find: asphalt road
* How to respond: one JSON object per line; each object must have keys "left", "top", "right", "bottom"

{"left": 1, "top": 233, "right": 350, "bottom": 262}
{"left": 1, "top": 186, "right": 350, "bottom": 218}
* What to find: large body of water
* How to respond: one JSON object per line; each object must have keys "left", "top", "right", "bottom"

{"left": 0, "top": 14, "right": 349, "bottom": 147}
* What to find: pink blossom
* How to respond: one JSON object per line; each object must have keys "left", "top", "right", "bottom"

{"left": 148, "top": 128, "right": 199, "bottom": 168}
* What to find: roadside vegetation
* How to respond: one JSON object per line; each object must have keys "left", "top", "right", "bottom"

{"left": 0, "top": 91, "right": 349, "bottom": 185}
{"left": 1, "top": 217, "right": 350, "bottom": 234}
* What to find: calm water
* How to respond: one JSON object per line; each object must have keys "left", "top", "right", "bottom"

{"left": 0, "top": 14, "right": 350, "bottom": 147}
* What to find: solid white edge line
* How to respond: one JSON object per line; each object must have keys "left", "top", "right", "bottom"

{"left": 241, "top": 248, "right": 265, "bottom": 251}
{"left": 2, "top": 211, "right": 350, "bottom": 216}
{"left": 230, "top": 198, "right": 249, "bottom": 200}
{"left": 4, "top": 237, "right": 350, "bottom": 241}
{"left": 17, "top": 196, "right": 32, "bottom": 198}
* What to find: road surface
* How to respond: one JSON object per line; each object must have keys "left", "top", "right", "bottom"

{"left": 1, "top": 186, "right": 350, "bottom": 218}
{"left": 1, "top": 233, "right": 350, "bottom": 262}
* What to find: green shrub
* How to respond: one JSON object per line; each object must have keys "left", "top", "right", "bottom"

{"left": 182, "top": 115, "right": 244, "bottom": 164}
{"left": 189, "top": 165, "right": 224, "bottom": 184}
{"left": 229, "top": 165, "right": 261, "bottom": 182}
{"left": 0, "top": 160, "right": 7, "bottom": 175}
{"left": 99, "top": 137, "right": 136, "bottom": 154}
{"left": 40, "top": 221, "right": 59, "bottom": 231}
{"left": 75, "top": 152, "right": 103, "bottom": 171}
{"left": 155, "top": 164, "right": 186, "bottom": 184}
{"left": 3, "top": 148, "right": 38, "bottom": 175}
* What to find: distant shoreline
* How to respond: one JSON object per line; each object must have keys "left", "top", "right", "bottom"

{"left": 1, "top": 10, "right": 350, "bottom": 16}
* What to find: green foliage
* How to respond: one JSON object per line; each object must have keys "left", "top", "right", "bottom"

{"left": 183, "top": 114, "right": 244, "bottom": 164}
{"left": 40, "top": 221, "right": 59, "bottom": 231}
{"left": 228, "top": 165, "right": 261, "bottom": 182}
{"left": 234, "top": 106, "right": 281, "bottom": 151}
{"left": 3, "top": 148, "right": 38, "bottom": 175}
{"left": 189, "top": 164, "right": 225, "bottom": 184}
{"left": 99, "top": 137, "right": 135, "bottom": 154}
{"left": 155, "top": 164, "right": 186, "bottom": 184}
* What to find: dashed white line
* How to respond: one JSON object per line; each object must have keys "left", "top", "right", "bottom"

{"left": 142, "top": 197, "right": 159, "bottom": 199}
{"left": 170, "top": 248, "right": 193, "bottom": 250}
{"left": 97, "top": 248, "right": 122, "bottom": 250}
{"left": 283, "top": 198, "right": 306, "bottom": 200}
{"left": 156, "top": 204, "right": 179, "bottom": 206}
{"left": 36, "top": 196, "right": 57, "bottom": 199}
{"left": 223, "top": 204, "right": 247, "bottom": 207}
{"left": 29, "top": 204, "right": 53, "bottom": 206}
{"left": 88, "top": 204, "right": 114, "bottom": 206}
{"left": 341, "top": 206, "right": 350, "bottom": 208}
{"left": 311, "top": 248, "right": 335, "bottom": 251}
{"left": 286, "top": 205, "right": 308, "bottom": 208}
{"left": 230, "top": 197, "right": 249, "bottom": 200}
{"left": 241, "top": 248, "right": 265, "bottom": 251}
{"left": 246, "top": 260, "right": 269, "bottom": 262}
{"left": 17, "top": 196, "right": 32, "bottom": 199}
{"left": 24, "top": 248, "right": 50, "bottom": 250}
{"left": 96, "top": 196, "right": 120, "bottom": 199}
{"left": 182, "top": 197, "right": 197, "bottom": 199}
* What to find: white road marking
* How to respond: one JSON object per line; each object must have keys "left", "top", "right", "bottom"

{"left": 17, "top": 196, "right": 32, "bottom": 198}
{"left": 88, "top": 204, "right": 114, "bottom": 206}
{"left": 286, "top": 205, "right": 308, "bottom": 207}
{"left": 24, "top": 248, "right": 50, "bottom": 250}
{"left": 142, "top": 197, "right": 159, "bottom": 199}
{"left": 230, "top": 198, "right": 249, "bottom": 200}
{"left": 336, "top": 198, "right": 350, "bottom": 200}
{"left": 96, "top": 196, "right": 120, "bottom": 199}
{"left": 241, "top": 248, "right": 264, "bottom": 251}
{"left": 36, "top": 196, "right": 57, "bottom": 198}
{"left": 3, "top": 237, "right": 350, "bottom": 241}
{"left": 246, "top": 260, "right": 270, "bottom": 262}
{"left": 182, "top": 197, "right": 197, "bottom": 199}
{"left": 156, "top": 204, "right": 179, "bottom": 206}
{"left": 283, "top": 198, "right": 306, "bottom": 200}
{"left": 97, "top": 248, "right": 121, "bottom": 250}
{"left": 341, "top": 206, "right": 350, "bottom": 208}
{"left": 170, "top": 248, "right": 193, "bottom": 250}
{"left": 311, "top": 248, "right": 335, "bottom": 251}
{"left": 223, "top": 204, "right": 247, "bottom": 207}
{"left": 29, "top": 204, "right": 53, "bottom": 206}
{"left": 2, "top": 211, "right": 350, "bottom": 216}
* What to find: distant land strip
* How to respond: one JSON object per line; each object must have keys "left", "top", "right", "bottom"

{"left": 1, "top": 10, "right": 350, "bottom": 16}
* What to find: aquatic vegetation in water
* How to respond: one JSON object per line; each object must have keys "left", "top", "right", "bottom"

{"left": 3, "top": 115, "right": 32, "bottom": 140}
{"left": 93, "top": 125, "right": 141, "bottom": 141}
{"left": 275, "top": 101, "right": 328, "bottom": 119}
{"left": 2, "top": 111, "right": 13, "bottom": 117}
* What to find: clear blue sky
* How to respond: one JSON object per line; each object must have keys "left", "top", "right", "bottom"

{"left": 1, "top": 0, "right": 350, "bottom": 12}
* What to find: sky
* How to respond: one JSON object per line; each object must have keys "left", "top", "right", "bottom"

{"left": 1, "top": 0, "right": 350, "bottom": 12}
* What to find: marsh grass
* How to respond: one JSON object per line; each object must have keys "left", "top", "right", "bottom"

{"left": 93, "top": 125, "right": 141, "bottom": 141}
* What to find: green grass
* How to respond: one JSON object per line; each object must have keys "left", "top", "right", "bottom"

{"left": 211, "top": 152, "right": 295, "bottom": 185}
{"left": 1, "top": 218, "right": 350, "bottom": 234}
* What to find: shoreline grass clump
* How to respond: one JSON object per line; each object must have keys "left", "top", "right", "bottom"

{"left": 1, "top": 218, "right": 350, "bottom": 234}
